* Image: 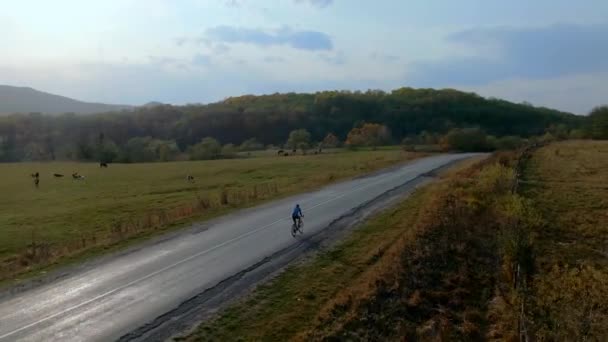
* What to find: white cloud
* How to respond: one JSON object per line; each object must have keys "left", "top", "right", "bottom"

{"left": 294, "top": 0, "right": 334, "bottom": 8}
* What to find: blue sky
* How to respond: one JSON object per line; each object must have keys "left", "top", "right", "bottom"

{"left": 1, "top": 0, "right": 607, "bottom": 113}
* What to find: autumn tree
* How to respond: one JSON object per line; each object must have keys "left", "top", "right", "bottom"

{"left": 322, "top": 133, "right": 340, "bottom": 148}
{"left": 345, "top": 123, "right": 392, "bottom": 148}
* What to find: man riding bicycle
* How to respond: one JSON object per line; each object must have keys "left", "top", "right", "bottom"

{"left": 292, "top": 204, "right": 303, "bottom": 226}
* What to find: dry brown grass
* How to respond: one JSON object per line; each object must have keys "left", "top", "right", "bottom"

{"left": 521, "top": 140, "right": 608, "bottom": 340}
{"left": 294, "top": 153, "right": 526, "bottom": 341}
{"left": 523, "top": 140, "right": 608, "bottom": 268}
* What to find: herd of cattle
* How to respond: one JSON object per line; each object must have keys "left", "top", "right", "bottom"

{"left": 277, "top": 147, "right": 323, "bottom": 156}
{"left": 30, "top": 170, "right": 87, "bottom": 187}
{"left": 30, "top": 162, "right": 196, "bottom": 188}
{"left": 29, "top": 162, "right": 108, "bottom": 188}
{"left": 29, "top": 148, "right": 325, "bottom": 188}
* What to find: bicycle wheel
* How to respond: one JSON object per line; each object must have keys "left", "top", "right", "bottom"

{"left": 291, "top": 223, "right": 297, "bottom": 237}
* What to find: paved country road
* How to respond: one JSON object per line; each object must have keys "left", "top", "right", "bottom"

{"left": 0, "top": 153, "right": 479, "bottom": 342}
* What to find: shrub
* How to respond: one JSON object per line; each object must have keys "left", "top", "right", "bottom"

{"left": 221, "top": 144, "right": 237, "bottom": 158}
{"left": 189, "top": 137, "right": 222, "bottom": 160}
{"left": 493, "top": 136, "right": 525, "bottom": 150}
{"left": 440, "top": 128, "right": 493, "bottom": 152}
{"left": 587, "top": 106, "right": 608, "bottom": 139}
{"left": 286, "top": 129, "right": 311, "bottom": 152}
{"left": 239, "top": 138, "right": 264, "bottom": 152}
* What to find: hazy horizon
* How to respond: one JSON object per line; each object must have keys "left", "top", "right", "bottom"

{"left": 2, "top": 0, "right": 607, "bottom": 114}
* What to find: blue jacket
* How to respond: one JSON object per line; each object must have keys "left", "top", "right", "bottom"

{"left": 292, "top": 206, "right": 302, "bottom": 217}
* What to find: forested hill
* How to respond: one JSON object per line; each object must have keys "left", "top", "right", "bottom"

{"left": 0, "top": 87, "right": 581, "bottom": 162}
{"left": 215, "top": 88, "right": 578, "bottom": 138}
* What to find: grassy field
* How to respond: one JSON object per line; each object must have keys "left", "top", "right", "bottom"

{"left": 521, "top": 140, "right": 608, "bottom": 339}
{"left": 523, "top": 140, "right": 608, "bottom": 268}
{"left": 0, "top": 149, "right": 423, "bottom": 282}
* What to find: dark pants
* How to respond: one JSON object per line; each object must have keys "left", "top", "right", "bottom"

{"left": 292, "top": 215, "right": 301, "bottom": 225}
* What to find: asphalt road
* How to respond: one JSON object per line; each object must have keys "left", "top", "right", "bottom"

{"left": 0, "top": 153, "right": 477, "bottom": 342}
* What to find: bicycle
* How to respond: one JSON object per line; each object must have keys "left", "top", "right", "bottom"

{"left": 291, "top": 216, "right": 304, "bottom": 237}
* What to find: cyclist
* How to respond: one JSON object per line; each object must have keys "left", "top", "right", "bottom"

{"left": 292, "top": 204, "right": 303, "bottom": 227}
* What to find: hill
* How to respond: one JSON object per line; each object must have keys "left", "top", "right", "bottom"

{"left": 179, "top": 88, "right": 580, "bottom": 145}
{"left": 0, "top": 87, "right": 584, "bottom": 162}
{"left": 0, "top": 85, "right": 132, "bottom": 114}
{"left": 141, "top": 101, "right": 165, "bottom": 108}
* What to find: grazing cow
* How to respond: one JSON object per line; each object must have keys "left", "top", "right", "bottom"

{"left": 187, "top": 175, "right": 195, "bottom": 183}
{"left": 100, "top": 162, "right": 108, "bottom": 168}
{"left": 277, "top": 150, "right": 284, "bottom": 156}
{"left": 53, "top": 173, "right": 64, "bottom": 178}
{"left": 34, "top": 178, "right": 39, "bottom": 188}
{"left": 72, "top": 172, "right": 85, "bottom": 180}
{"left": 31, "top": 172, "right": 39, "bottom": 179}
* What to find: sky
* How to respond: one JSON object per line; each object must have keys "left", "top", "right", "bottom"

{"left": 1, "top": 0, "right": 607, "bottom": 114}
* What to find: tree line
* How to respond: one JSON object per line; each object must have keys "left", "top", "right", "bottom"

{"left": 0, "top": 87, "right": 599, "bottom": 163}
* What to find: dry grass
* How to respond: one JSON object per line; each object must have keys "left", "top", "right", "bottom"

{"left": 305, "top": 159, "right": 514, "bottom": 341}
{"left": 521, "top": 140, "right": 608, "bottom": 340}
{"left": 522, "top": 140, "right": 608, "bottom": 268}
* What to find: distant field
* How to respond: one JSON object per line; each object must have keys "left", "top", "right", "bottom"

{"left": 0, "top": 149, "right": 423, "bottom": 281}
{"left": 521, "top": 140, "right": 608, "bottom": 339}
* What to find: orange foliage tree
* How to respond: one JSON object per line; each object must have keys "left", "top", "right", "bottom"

{"left": 322, "top": 133, "right": 341, "bottom": 148}
{"left": 345, "top": 123, "right": 392, "bottom": 148}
